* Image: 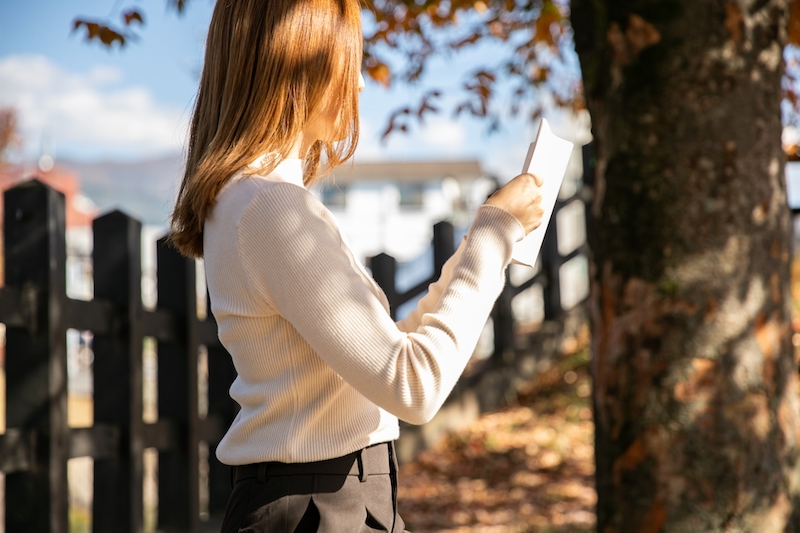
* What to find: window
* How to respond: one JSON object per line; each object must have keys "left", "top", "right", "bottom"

{"left": 398, "top": 183, "right": 424, "bottom": 208}
{"left": 319, "top": 184, "right": 347, "bottom": 208}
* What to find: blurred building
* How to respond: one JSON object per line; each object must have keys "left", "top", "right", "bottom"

{"left": 314, "top": 160, "right": 496, "bottom": 264}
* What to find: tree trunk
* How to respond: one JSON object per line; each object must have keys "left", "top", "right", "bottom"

{"left": 570, "top": 1, "right": 800, "bottom": 531}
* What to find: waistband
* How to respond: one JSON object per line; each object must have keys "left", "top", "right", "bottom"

{"left": 233, "top": 441, "right": 395, "bottom": 485}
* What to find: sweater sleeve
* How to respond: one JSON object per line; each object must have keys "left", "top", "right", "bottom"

{"left": 237, "top": 183, "right": 524, "bottom": 424}
{"left": 394, "top": 237, "right": 466, "bottom": 333}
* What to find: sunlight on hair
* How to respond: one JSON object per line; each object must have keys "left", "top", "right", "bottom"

{"left": 170, "top": 0, "right": 363, "bottom": 258}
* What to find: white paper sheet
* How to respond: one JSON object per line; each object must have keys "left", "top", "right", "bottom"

{"left": 510, "top": 119, "right": 575, "bottom": 267}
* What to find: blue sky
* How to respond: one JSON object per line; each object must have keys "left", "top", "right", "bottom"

{"left": 0, "top": 0, "right": 590, "bottom": 181}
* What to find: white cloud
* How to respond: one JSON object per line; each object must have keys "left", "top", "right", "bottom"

{"left": 0, "top": 54, "right": 188, "bottom": 161}
{"left": 419, "top": 117, "right": 466, "bottom": 148}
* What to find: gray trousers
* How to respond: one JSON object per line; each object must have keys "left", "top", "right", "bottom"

{"left": 220, "top": 441, "right": 407, "bottom": 532}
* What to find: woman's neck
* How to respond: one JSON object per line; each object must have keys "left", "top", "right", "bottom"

{"left": 287, "top": 130, "right": 317, "bottom": 159}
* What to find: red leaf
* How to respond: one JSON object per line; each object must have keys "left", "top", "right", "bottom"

{"left": 367, "top": 62, "right": 392, "bottom": 88}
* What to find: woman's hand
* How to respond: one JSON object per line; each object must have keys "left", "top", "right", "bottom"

{"left": 484, "top": 173, "right": 544, "bottom": 235}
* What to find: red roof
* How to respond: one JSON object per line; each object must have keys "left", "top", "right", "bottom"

{"left": 0, "top": 163, "right": 97, "bottom": 228}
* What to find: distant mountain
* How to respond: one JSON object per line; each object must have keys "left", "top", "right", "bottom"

{"left": 60, "top": 155, "right": 184, "bottom": 227}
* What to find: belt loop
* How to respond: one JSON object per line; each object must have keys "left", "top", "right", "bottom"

{"left": 257, "top": 463, "right": 268, "bottom": 483}
{"left": 357, "top": 451, "right": 367, "bottom": 482}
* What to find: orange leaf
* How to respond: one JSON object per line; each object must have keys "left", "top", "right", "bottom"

{"left": 367, "top": 62, "right": 392, "bottom": 88}
{"left": 534, "top": 0, "right": 562, "bottom": 47}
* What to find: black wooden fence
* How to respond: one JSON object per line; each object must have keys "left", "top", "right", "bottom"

{"left": 0, "top": 162, "right": 590, "bottom": 531}
{"left": 0, "top": 179, "right": 236, "bottom": 533}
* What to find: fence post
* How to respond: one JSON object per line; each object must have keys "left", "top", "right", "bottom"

{"left": 541, "top": 221, "right": 562, "bottom": 320}
{"left": 92, "top": 210, "right": 144, "bottom": 532}
{"left": 491, "top": 275, "right": 515, "bottom": 364}
{"left": 370, "top": 253, "right": 398, "bottom": 318}
{"left": 4, "top": 179, "right": 69, "bottom": 533}
{"left": 432, "top": 221, "right": 455, "bottom": 278}
{"left": 156, "top": 238, "right": 201, "bottom": 532}
{"left": 205, "top": 294, "right": 237, "bottom": 519}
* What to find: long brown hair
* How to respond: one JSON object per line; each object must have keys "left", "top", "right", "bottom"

{"left": 170, "top": 0, "right": 362, "bottom": 258}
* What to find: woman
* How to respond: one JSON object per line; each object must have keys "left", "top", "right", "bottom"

{"left": 170, "top": 0, "right": 544, "bottom": 531}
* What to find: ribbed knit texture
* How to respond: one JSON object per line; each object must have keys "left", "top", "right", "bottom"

{"left": 205, "top": 159, "right": 525, "bottom": 465}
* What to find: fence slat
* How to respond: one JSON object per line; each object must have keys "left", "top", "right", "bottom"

{"left": 69, "top": 425, "right": 121, "bottom": 460}
{"left": 0, "top": 428, "right": 36, "bottom": 473}
{"left": 369, "top": 222, "right": 456, "bottom": 320}
{"left": 65, "top": 298, "right": 116, "bottom": 334}
{"left": 541, "top": 220, "right": 562, "bottom": 320}
{"left": 142, "top": 308, "right": 182, "bottom": 344}
{"left": 4, "top": 179, "right": 69, "bottom": 533}
{"left": 156, "top": 238, "right": 201, "bottom": 532}
{"left": 92, "top": 210, "right": 145, "bottom": 533}
{"left": 205, "top": 304, "right": 237, "bottom": 518}
{"left": 141, "top": 420, "right": 180, "bottom": 452}
{"left": 432, "top": 221, "right": 455, "bottom": 278}
{"left": 370, "top": 253, "right": 398, "bottom": 318}
{"left": 491, "top": 270, "right": 515, "bottom": 363}
{"left": 0, "top": 286, "right": 31, "bottom": 328}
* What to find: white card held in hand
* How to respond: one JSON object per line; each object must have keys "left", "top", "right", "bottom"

{"left": 511, "top": 118, "right": 575, "bottom": 267}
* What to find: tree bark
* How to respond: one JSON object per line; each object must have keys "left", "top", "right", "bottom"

{"left": 570, "top": 0, "right": 800, "bottom": 531}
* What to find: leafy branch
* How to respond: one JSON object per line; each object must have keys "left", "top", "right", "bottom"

{"left": 363, "top": 0, "right": 581, "bottom": 139}
{"left": 71, "top": 0, "right": 189, "bottom": 48}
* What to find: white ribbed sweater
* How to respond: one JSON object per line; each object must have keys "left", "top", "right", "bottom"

{"left": 205, "top": 159, "right": 524, "bottom": 465}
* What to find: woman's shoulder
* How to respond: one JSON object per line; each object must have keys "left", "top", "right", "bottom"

{"left": 213, "top": 174, "right": 330, "bottom": 236}
{"left": 216, "top": 172, "right": 311, "bottom": 214}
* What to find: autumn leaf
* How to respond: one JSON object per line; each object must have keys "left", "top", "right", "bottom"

{"left": 532, "top": 66, "right": 550, "bottom": 82}
{"left": 123, "top": 10, "right": 144, "bottom": 26}
{"left": 367, "top": 62, "right": 392, "bottom": 88}
{"left": 534, "top": 0, "right": 563, "bottom": 47}
{"left": 72, "top": 19, "right": 127, "bottom": 47}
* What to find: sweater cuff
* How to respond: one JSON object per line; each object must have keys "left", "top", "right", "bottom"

{"left": 464, "top": 205, "right": 525, "bottom": 263}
